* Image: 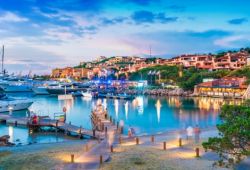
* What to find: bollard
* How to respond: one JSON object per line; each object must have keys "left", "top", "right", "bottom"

{"left": 56, "top": 120, "right": 58, "bottom": 127}
{"left": 110, "top": 145, "right": 113, "bottom": 153}
{"left": 179, "top": 138, "right": 182, "bottom": 147}
{"left": 71, "top": 154, "right": 74, "bottom": 163}
{"left": 120, "top": 126, "right": 124, "bottom": 134}
{"left": 136, "top": 137, "right": 139, "bottom": 145}
{"left": 151, "top": 135, "right": 154, "bottom": 143}
{"left": 163, "top": 141, "right": 166, "bottom": 150}
{"left": 119, "top": 136, "right": 122, "bottom": 144}
{"left": 15, "top": 121, "right": 17, "bottom": 127}
{"left": 93, "top": 129, "right": 96, "bottom": 137}
{"left": 100, "top": 155, "right": 103, "bottom": 165}
{"left": 195, "top": 148, "right": 200, "bottom": 157}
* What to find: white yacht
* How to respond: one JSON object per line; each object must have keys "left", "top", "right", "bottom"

{"left": 0, "top": 94, "right": 33, "bottom": 113}
{"left": 81, "top": 90, "right": 92, "bottom": 98}
{"left": 32, "top": 81, "right": 59, "bottom": 95}
{"left": 0, "top": 82, "right": 33, "bottom": 92}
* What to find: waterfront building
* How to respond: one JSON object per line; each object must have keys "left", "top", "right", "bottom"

{"left": 194, "top": 77, "right": 248, "bottom": 98}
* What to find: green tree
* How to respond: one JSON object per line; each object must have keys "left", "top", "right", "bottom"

{"left": 202, "top": 101, "right": 250, "bottom": 165}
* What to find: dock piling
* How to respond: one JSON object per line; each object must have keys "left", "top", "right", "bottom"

{"left": 151, "top": 135, "right": 154, "bottom": 143}
{"left": 71, "top": 154, "right": 74, "bottom": 163}
{"left": 195, "top": 148, "right": 200, "bottom": 157}
{"left": 163, "top": 141, "right": 166, "bottom": 150}
{"left": 100, "top": 155, "right": 103, "bottom": 165}
{"left": 179, "top": 138, "right": 182, "bottom": 147}
{"left": 136, "top": 137, "right": 139, "bottom": 145}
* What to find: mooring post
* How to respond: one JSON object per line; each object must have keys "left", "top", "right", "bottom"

{"left": 71, "top": 154, "right": 74, "bottom": 163}
{"left": 196, "top": 148, "right": 200, "bottom": 157}
{"left": 110, "top": 145, "right": 113, "bottom": 153}
{"left": 136, "top": 137, "right": 139, "bottom": 145}
{"left": 151, "top": 135, "right": 154, "bottom": 143}
{"left": 179, "top": 138, "right": 182, "bottom": 147}
{"left": 163, "top": 141, "right": 166, "bottom": 150}
{"left": 100, "top": 155, "right": 103, "bottom": 165}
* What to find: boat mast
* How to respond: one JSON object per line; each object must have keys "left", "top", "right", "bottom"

{"left": 2, "top": 45, "right": 4, "bottom": 74}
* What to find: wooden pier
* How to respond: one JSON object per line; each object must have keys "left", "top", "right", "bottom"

{"left": 0, "top": 114, "right": 108, "bottom": 139}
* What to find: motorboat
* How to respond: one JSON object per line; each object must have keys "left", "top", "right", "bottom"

{"left": 32, "top": 86, "right": 49, "bottom": 95}
{"left": 32, "top": 81, "right": 59, "bottom": 95}
{"left": 0, "top": 94, "right": 33, "bottom": 113}
{"left": 0, "top": 82, "right": 33, "bottom": 92}
{"left": 81, "top": 89, "right": 92, "bottom": 98}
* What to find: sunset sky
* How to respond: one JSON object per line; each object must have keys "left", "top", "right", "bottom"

{"left": 0, "top": 0, "right": 249, "bottom": 74}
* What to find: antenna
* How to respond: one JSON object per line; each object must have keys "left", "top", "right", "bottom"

{"left": 2, "top": 45, "right": 4, "bottom": 74}
{"left": 149, "top": 45, "right": 152, "bottom": 58}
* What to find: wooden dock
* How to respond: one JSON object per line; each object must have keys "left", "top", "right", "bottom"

{"left": 0, "top": 114, "right": 109, "bottom": 139}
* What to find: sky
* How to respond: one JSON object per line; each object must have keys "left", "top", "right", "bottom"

{"left": 0, "top": 0, "right": 250, "bottom": 74}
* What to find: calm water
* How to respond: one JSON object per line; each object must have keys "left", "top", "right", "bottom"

{"left": 0, "top": 93, "right": 242, "bottom": 144}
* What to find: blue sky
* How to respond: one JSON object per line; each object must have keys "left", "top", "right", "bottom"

{"left": 0, "top": 0, "right": 250, "bottom": 74}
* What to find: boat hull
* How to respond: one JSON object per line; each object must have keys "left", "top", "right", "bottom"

{"left": 32, "top": 87, "right": 49, "bottom": 95}
{"left": 47, "top": 88, "right": 86, "bottom": 94}
{"left": 0, "top": 84, "right": 32, "bottom": 92}
{"left": 0, "top": 100, "right": 33, "bottom": 113}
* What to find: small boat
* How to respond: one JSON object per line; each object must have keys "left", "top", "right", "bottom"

{"left": 81, "top": 90, "right": 92, "bottom": 98}
{"left": 0, "top": 94, "right": 33, "bottom": 113}
{"left": 32, "top": 86, "right": 49, "bottom": 95}
{"left": 97, "top": 93, "right": 135, "bottom": 100}
{"left": 0, "top": 82, "right": 33, "bottom": 92}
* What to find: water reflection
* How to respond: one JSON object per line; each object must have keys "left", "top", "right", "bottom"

{"left": 155, "top": 99, "right": 161, "bottom": 123}
{"left": 0, "top": 93, "right": 243, "bottom": 140}
{"left": 8, "top": 126, "right": 13, "bottom": 143}
{"left": 125, "top": 101, "right": 128, "bottom": 120}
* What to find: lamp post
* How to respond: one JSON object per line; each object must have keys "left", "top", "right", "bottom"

{"left": 8, "top": 106, "right": 13, "bottom": 116}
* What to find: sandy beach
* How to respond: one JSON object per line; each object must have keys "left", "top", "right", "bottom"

{"left": 0, "top": 127, "right": 242, "bottom": 170}
{"left": 0, "top": 140, "right": 97, "bottom": 170}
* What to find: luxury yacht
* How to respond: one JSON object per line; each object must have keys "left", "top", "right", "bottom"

{"left": 0, "top": 81, "right": 33, "bottom": 92}
{"left": 0, "top": 94, "right": 33, "bottom": 113}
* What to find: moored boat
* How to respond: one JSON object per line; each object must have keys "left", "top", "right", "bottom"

{"left": 0, "top": 94, "right": 33, "bottom": 113}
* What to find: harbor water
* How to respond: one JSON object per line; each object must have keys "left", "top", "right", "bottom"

{"left": 0, "top": 93, "right": 242, "bottom": 144}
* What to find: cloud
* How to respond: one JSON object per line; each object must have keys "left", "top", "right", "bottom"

{"left": 123, "top": 29, "right": 233, "bottom": 55}
{"left": 214, "top": 35, "right": 250, "bottom": 47}
{"left": 228, "top": 18, "right": 248, "bottom": 25}
{"left": 0, "top": 11, "right": 29, "bottom": 22}
{"left": 131, "top": 10, "right": 178, "bottom": 24}
{"left": 100, "top": 17, "right": 127, "bottom": 26}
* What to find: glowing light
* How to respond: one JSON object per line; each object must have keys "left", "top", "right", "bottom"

{"left": 125, "top": 101, "right": 128, "bottom": 120}
{"left": 103, "top": 99, "right": 107, "bottom": 109}
{"left": 114, "top": 99, "right": 119, "bottom": 118}
{"left": 8, "top": 126, "right": 13, "bottom": 143}
{"left": 137, "top": 96, "right": 144, "bottom": 115}
{"left": 155, "top": 99, "right": 162, "bottom": 123}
